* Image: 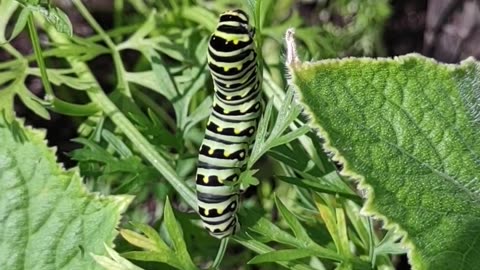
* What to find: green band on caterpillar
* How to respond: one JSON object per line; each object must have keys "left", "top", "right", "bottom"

{"left": 195, "top": 9, "right": 262, "bottom": 239}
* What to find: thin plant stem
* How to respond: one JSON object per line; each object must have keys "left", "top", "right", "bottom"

{"left": 211, "top": 238, "right": 229, "bottom": 269}
{"left": 27, "top": 14, "right": 54, "bottom": 96}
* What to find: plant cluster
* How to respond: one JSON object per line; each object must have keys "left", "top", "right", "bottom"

{"left": 2, "top": 1, "right": 477, "bottom": 270}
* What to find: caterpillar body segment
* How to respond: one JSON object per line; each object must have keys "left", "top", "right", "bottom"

{"left": 196, "top": 9, "right": 262, "bottom": 239}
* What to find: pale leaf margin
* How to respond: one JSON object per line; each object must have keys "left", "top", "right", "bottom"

{"left": 284, "top": 28, "right": 480, "bottom": 269}
{"left": 0, "top": 115, "right": 134, "bottom": 269}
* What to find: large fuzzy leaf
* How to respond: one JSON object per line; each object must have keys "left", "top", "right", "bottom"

{"left": 0, "top": 116, "right": 132, "bottom": 270}
{"left": 287, "top": 49, "right": 480, "bottom": 270}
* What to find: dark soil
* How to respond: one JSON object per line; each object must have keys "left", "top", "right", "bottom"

{"left": 385, "top": 0, "right": 480, "bottom": 62}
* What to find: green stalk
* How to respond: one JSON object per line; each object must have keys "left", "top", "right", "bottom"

{"left": 211, "top": 238, "right": 229, "bottom": 269}
{"left": 113, "top": 0, "right": 124, "bottom": 37}
{"left": 27, "top": 14, "right": 54, "bottom": 96}
{"left": 2, "top": 43, "right": 23, "bottom": 60}
{"left": 48, "top": 97, "right": 100, "bottom": 116}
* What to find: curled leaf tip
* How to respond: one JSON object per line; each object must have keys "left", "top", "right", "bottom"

{"left": 285, "top": 28, "right": 299, "bottom": 66}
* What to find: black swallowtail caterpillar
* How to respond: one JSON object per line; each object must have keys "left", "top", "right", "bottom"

{"left": 195, "top": 9, "right": 262, "bottom": 239}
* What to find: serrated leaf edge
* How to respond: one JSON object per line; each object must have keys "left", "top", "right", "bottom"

{"left": 286, "top": 53, "right": 480, "bottom": 269}
{"left": 4, "top": 117, "right": 134, "bottom": 256}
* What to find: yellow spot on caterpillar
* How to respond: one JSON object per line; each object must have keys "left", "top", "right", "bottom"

{"left": 234, "top": 128, "right": 240, "bottom": 134}
{"left": 217, "top": 208, "right": 224, "bottom": 214}
{"left": 255, "top": 104, "right": 260, "bottom": 109}
{"left": 223, "top": 109, "right": 229, "bottom": 114}
{"left": 203, "top": 176, "right": 209, "bottom": 184}
{"left": 218, "top": 178, "right": 224, "bottom": 184}
{"left": 249, "top": 128, "right": 254, "bottom": 134}
{"left": 236, "top": 65, "right": 242, "bottom": 71}
{"left": 224, "top": 67, "right": 230, "bottom": 72}
{"left": 239, "top": 152, "right": 245, "bottom": 158}
{"left": 208, "top": 149, "right": 214, "bottom": 155}
{"left": 226, "top": 96, "right": 232, "bottom": 100}
{"left": 232, "top": 176, "right": 238, "bottom": 181}
{"left": 241, "top": 92, "right": 248, "bottom": 97}
{"left": 226, "top": 84, "right": 230, "bottom": 88}
{"left": 224, "top": 151, "right": 230, "bottom": 157}
{"left": 217, "top": 127, "right": 223, "bottom": 132}
{"left": 204, "top": 208, "right": 209, "bottom": 216}
{"left": 233, "top": 39, "right": 239, "bottom": 45}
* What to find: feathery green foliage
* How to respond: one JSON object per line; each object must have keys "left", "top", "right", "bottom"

{"left": 0, "top": 0, "right": 445, "bottom": 269}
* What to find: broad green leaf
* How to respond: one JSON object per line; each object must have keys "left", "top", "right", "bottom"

{"left": 287, "top": 51, "right": 480, "bottom": 270}
{"left": 0, "top": 116, "right": 133, "bottom": 269}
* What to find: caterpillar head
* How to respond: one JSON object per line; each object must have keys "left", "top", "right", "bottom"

{"left": 220, "top": 9, "right": 249, "bottom": 24}
{"left": 217, "top": 9, "right": 255, "bottom": 38}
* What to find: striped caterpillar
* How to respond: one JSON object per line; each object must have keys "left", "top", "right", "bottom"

{"left": 195, "top": 9, "right": 262, "bottom": 239}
